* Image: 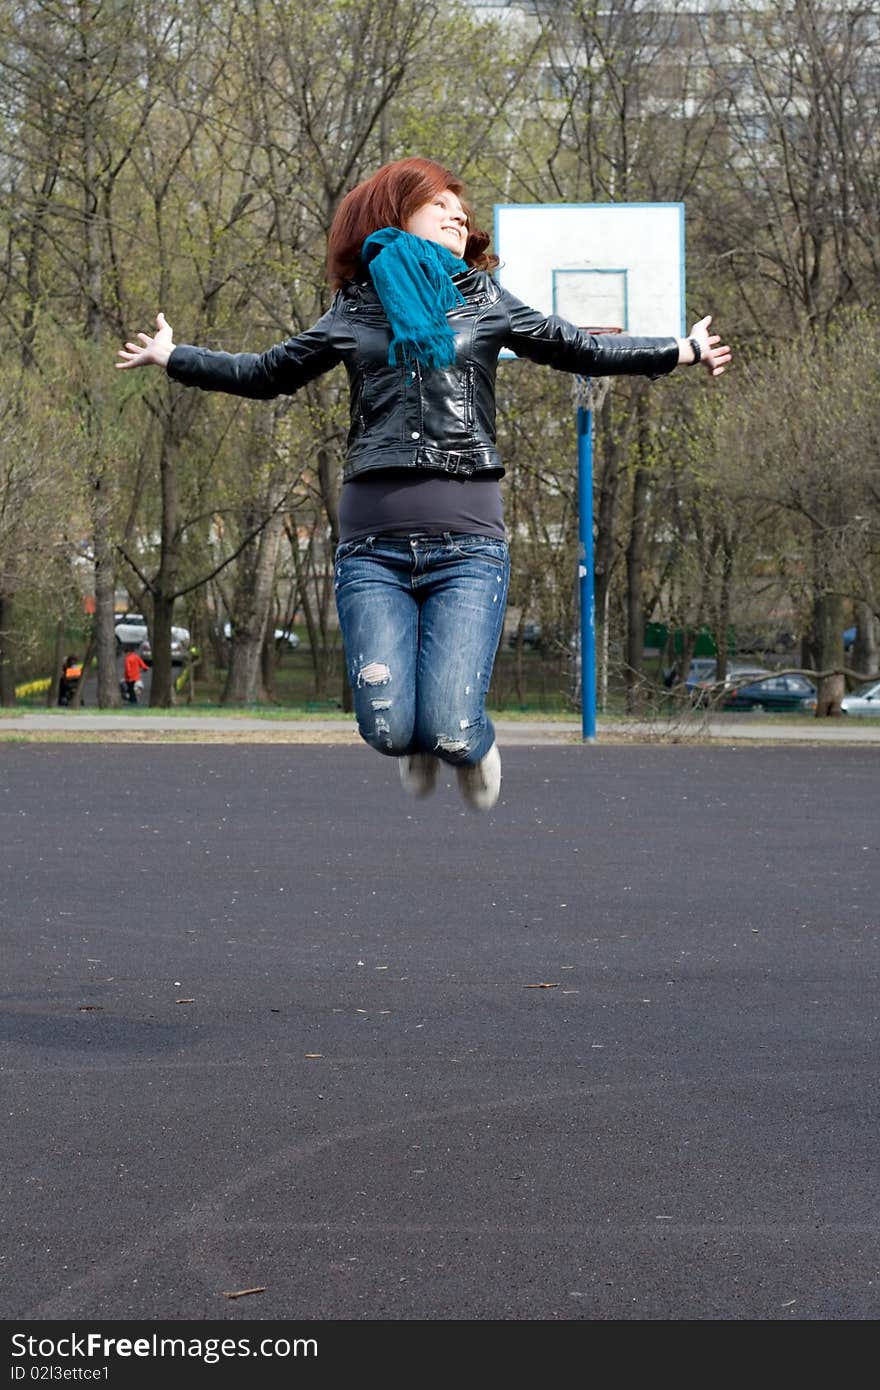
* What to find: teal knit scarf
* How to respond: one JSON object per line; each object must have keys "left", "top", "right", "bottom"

{"left": 361, "top": 226, "right": 468, "bottom": 370}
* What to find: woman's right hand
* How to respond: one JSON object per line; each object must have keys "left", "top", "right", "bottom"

{"left": 116, "top": 311, "right": 175, "bottom": 370}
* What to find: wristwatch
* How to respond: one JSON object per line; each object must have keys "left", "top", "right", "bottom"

{"left": 688, "top": 336, "right": 702, "bottom": 364}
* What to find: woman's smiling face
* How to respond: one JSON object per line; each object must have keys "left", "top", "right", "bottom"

{"left": 404, "top": 189, "right": 468, "bottom": 257}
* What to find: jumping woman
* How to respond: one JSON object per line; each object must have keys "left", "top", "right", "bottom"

{"left": 117, "top": 157, "right": 731, "bottom": 810}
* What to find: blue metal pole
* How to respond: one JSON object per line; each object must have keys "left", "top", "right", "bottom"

{"left": 577, "top": 394, "right": 597, "bottom": 742}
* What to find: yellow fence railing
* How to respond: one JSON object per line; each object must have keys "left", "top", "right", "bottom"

{"left": 14, "top": 678, "right": 52, "bottom": 699}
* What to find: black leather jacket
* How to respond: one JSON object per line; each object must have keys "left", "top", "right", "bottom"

{"left": 167, "top": 269, "right": 679, "bottom": 480}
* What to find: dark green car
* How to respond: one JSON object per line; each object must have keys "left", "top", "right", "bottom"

{"left": 722, "top": 673, "right": 818, "bottom": 712}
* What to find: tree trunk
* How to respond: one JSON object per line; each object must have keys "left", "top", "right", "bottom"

{"left": 260, "top": 631, "right": 276, "bottom": 700}
{"left": 853, "top": 600, "right": 878, "bottom": 678}
{"left": 149, "top": 434, "right": 182, "bottom": 707}
{"left": 625, "top": 467, "right": 650, "bottom": 712}
{"left": 0, "top": 594, "right": 16, "bottom": 706}
{"left": 314, "top": 439, "right": 348, "bottom": 710}
{"left": 714, "top": 533, "right": 735, "bottom": 685}
{"left": 93, "top": 498, "right": 121, "bottom": 707}
{"left": 47, "top": 618, "right": 66, "bottom": 707}
{"left": 151, "top": 594, "right": 176, "bottom": 707}
{"left": 287, "top": 522, "right": 322, "bottom": 695}
{"left": 223, "top": 486, "right": 287, "bottom": 705}
{"left": 812, "top": 591, "right": 845, "bottom": 717}
{"left": 188, "top": 587, "right": 215, "bottom": 688}
{"left": 287, "top": 515, "right": 340, "bottom": 703}
{"left": 21, "top": 164, "right": 57, "bottom": 369}
{"left": 79, "top": 11, "right": 120, "bottom": 710}
{"left": 69, "top": 632, "right": 96, "bottom": 709}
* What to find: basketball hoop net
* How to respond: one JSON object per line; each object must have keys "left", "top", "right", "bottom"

{"left": 572, "top": 326, "right": 623, "bottom": 412}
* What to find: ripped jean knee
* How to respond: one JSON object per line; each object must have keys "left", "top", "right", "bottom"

{"left": 353, "top": 660, "right": 414, "bottom": 756}
{"left": 426, "top": 715, "right": 495, "bottom": 766}
{"left": 357, "top": 714, "right": 412, "bottom": 757}
{"left": 356, "top": 661, "right": 391, "bottom": 690}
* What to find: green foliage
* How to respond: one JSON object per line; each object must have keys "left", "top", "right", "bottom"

{"left": 0, "top": 0, "right": 877, "bottom": 703}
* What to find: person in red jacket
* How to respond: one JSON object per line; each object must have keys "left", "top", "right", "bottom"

{"left": 123, "top": 649, "right": 149, "bottom": 704}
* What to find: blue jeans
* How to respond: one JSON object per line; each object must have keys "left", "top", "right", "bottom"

{"left": 334, "top": 533, "right": 510, "bottom": 765}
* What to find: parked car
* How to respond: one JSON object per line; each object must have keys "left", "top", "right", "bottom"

{"left": 841, "top": 679, "right": 880, "bottom": 716}
{"left": 690, "top": 663, "right": 772, "bottom": 706}
{"left": 222, "top": 621, "right": 300, "bottom": 649}
{"left": 114, "top": 613, "right": 148, "bottom": 647}
{"left": 139, "top": 630, "right": 191, "bottom": 666}
{"left": 115, "top": 614, "right": 191, "bottom": 665}
{"left": 721, "top": 673, "right": 817, "bottom": 712}
{"left": 662, "top": 656, "right": 716, "bottom": 690}
{"left": 664, "top": 658, "right": 768, "bottom": 701}
{"left": 507, "top": 622, "right": 543, "bottom": 650}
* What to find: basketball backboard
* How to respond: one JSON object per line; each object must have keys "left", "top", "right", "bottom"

{"left": 492, "top": 202, "right": 687, "bottom": 743}
{"left": 493, "top": 202, "right": 686, "bottom": 344}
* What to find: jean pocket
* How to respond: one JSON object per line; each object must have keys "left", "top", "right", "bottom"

{"left": 335, "top": 538, "right": 373, "bottom": 563}
{"left": 449, "top": 536, "right": 508, "bottom": 567}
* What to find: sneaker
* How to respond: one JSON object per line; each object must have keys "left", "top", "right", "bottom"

{"left": 455, "top": 742, "right": 502, "bottom": 811}
{"left": 398, "top": 753, "right": 439, "bottom": 798}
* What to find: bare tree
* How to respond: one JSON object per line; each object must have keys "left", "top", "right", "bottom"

{"left": 700, "top": 0, "right": 880, "bottom": 333}
{"left": 703, "top": 314, "right": 880, "bottom": 714}
{"left": 0, "top": 368, "right": 82, "bottom": 703}
{"left": 484, "top": 1, "right": 734, "bottom": 696}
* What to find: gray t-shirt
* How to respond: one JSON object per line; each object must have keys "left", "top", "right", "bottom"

{"left": 338, "top": 472, "right": 505, "bottom": 543}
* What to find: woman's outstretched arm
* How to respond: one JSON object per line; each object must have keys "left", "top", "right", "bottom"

{"left": 116, "top": 309, "right": 345, "bottom": 399}
{"left": 501, "top": 290, "right": 731, "bottom": 381}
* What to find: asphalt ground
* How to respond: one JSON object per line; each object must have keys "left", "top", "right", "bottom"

{"left": 1, "top": 742, "right": 878, "bottom": 1326}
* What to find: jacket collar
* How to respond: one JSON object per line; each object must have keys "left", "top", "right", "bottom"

{"left": 346, "top": 266, "right": 487, "bottom": 304}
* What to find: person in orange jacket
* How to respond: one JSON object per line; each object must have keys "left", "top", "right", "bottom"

{"left": 123, "top": 648, "right": 149, "bottom": 704}
{"left": 58, "top": 654, "right": 83, "bottom": 707}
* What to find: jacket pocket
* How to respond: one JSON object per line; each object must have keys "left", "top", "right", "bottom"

{"left": 464, "top": 366, "right": 475, "bottom": 432}
{"left": 350, "top": 380, "right": 366, "bottom": 432}
{"left": 422, "top": 366, "right": 474, "bottom": 445}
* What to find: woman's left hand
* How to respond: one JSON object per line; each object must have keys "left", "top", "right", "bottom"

{"left": 687, "top": 315, "right": 731, "bottom": 377}
{"left": 116, "top": 311, "right": 175, "bottom": 371}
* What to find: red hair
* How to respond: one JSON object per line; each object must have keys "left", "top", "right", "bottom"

{"left": 326, "top": 157, "right": 497, "bottom": 289}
